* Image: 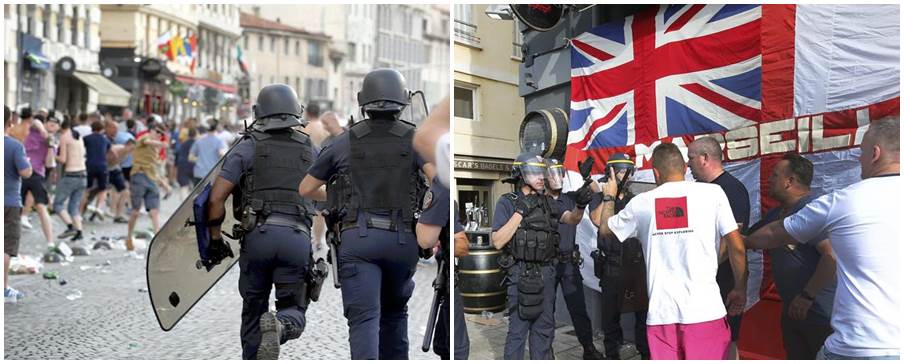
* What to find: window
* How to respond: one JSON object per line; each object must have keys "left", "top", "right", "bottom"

{"left": 308, "top": 41, "right": 323, "bottom": 67}
{"left": 295, "top": 77, "right": 301, "bottom": 95}
{"left": 57, "top": 5, "right": 64, "bottom": 42}
{"left": 284, "top": 37, "right": 289, "bottom": 55}
{"left": 285, "top": 76, "right": 289, "bottom": 85}
{"left": 295, "top": 40, "right": 300, "bottom": 56}
{"left": 270, "top": 35, "right": 276, "bottom": 52}
{"left": 84, "top": 13, "right": 90, "bottom": 49}
{"left": 258, "top": 34, "right": 263, "bottom": 51}
{"left": 348, "top": 42, "right": 356, "bottom": 63}
{"left": 454, "top": 85, "right": 476, "bottom": 120}
{"left": 454, "top": 4, "right": 479, "bottom": 45}
{"left": 70, "top": 5, "right": 77, "bottom": 45}
{"left": 43, "top": 5, "right": 51, "bottom": 39}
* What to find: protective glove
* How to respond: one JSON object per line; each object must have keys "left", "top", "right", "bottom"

{"left": 574, "top": 184, "right": 593, "bottom": 209}
{"left": 514, "top": 195, "right": 536, "bottom": 217}
{"left": 207, "top": 237, "right": 235, "bottom": 266}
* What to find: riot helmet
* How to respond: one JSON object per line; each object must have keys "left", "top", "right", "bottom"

{"left": 358, "top": 69, "right": 410, "bottom": 117}
{"left": 511, "top": 153, "right": 547, "bottom": 192}
{"left": 544, "top": 158, "right": 566, "bottom": 191}
{"left": 252, "top": 84, "right": 304, "bottom": 131}
{"left": 603, "top": 152, "right": 636, "bottom": 196}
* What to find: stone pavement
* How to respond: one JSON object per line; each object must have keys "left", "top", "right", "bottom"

{"left": 463, "top": 311, "right": 641, "bottom": 360}
{"left": 5, "top": 193, "right": 442, "bottom": 360}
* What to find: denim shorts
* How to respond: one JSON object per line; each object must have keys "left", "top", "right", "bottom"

{"left": 53, "top": 173, "right": 88, "bottom": 216}
{"left": 130, "top": 173, "right": 160, "bottom": 212}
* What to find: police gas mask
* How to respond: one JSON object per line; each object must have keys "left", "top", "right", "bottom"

{"left": 544, "top": 158, "right": 566, "bottom": 191}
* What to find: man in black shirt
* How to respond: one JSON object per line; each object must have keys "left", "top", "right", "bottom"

{"left": 688, "top": 136, "right": 750, "bottom": 360}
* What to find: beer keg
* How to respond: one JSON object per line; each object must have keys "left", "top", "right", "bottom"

{"left": 458, "top": 231, "right": 507, "bottom": 314}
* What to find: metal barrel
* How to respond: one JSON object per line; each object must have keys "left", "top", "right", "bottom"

{"left": 458, "top": 231, "right": 507, "bottom": 314}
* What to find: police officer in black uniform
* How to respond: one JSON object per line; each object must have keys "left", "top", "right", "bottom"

{"left": 544, "top": 158, "right": 605, "bottom": 359}
{"left": 206, "top": 84, "right": 317, "bottom": 359}
{"left": 415, "top": 176, "right": 451, "bottom": 359}
{"left": 298, "top": 68, "right": 428, "bottom": 359}
{"left": 490, "top": 153, "right": 592, "bottom": 360}
{"left": 589, "top": 153, "right": 650, "bottom": 360}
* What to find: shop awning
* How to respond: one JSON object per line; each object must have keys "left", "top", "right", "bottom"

{"left": 73, "top": 71, "right": 132, "bottom": 107}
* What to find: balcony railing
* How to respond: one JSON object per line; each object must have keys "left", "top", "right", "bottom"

{"left": 454, "top": 19, "right": 480, "bottom": 46}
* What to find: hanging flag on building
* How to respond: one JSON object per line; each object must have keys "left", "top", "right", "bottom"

{"left": 565, "top": 4, "right": 899, "bottom": 359}
{"left": 236, "top": 44, "right": 248, "bottom": 74}
{"left": 185, "top": 34, "right": 198, "bottom": 73}
{"left": 157, "top": 30, "right": 175, "bottom": 61}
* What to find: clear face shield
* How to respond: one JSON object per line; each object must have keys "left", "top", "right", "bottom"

{"left": 545, "top": 160, "right": 566, "bottom": 191}
{"left": 518, "top": 161, "right": 548, "bottom": 192}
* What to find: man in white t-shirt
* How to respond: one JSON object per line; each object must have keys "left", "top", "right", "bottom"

{"left": 597, "top": 142, "right": 748, "bottom": 360}
{"left": 746, "top": 116, "right": 901, "bottom": 360}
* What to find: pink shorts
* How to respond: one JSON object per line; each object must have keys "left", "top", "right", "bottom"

{"left": 647, "top": 316, "right": 731, "bottom": 360}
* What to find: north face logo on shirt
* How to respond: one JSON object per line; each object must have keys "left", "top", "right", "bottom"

{"left": 655, "top": 197, "right": 688, "bottom": 230}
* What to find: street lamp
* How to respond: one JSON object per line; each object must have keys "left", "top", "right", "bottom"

{"left": 485, "top": 5, "right": 514, "bottom": 20}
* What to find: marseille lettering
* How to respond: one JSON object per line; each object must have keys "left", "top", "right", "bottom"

{"left": 633, "top": 105, "right": 879, "bottom": 169}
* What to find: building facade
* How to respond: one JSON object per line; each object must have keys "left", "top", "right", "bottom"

{"left": 5, "top": 4, "right": 129, "bottom": 116}
{"left": 453, "top": 4, "right": 525, "bottom": 228}
{"left": 239, "top": 11, "right": 331, "bottom": 115}
{"left": 99, "top": 5, "right": 196, "bottom": 118}
{"left": 422, "top": 5, "right": 451, "bottom": 109}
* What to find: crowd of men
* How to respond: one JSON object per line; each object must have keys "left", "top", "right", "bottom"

{"left": 2, "top": 105, "right": 255, "bottom": 303}
{"left": 483, "top": 116, "right": 900, "bottom": 360}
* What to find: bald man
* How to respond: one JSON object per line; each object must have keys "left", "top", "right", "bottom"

{"left": 746, "top": 117, "right": 901, "bottom": 360}
{"left": 597, "top": 142, "right": 747, "bottom": 360}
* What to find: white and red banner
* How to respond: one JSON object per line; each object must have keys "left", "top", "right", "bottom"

{"left": 563, "top": 4, "right": 899, "bottom": 351}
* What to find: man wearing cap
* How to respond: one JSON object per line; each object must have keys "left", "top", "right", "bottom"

{"left": 491, "top": 153, "right": 593, "bottom": 359}
{"left": 544, "top": 158, "right": 605, "bottom": 359}
{"left": 589, "top": 152, "right": 651, "bottom": 359}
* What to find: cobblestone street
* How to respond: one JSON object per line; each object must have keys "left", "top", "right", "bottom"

{"left": 5, "top": 195, "right": 441, "bottom": 360}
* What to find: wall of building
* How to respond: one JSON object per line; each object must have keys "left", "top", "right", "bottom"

{"left": 452, "top": 4, "right": 525, "bottom": 225}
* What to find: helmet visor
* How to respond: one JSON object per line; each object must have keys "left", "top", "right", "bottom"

{"left": 517, "top": 161, "right": 547, "bottom": 185}
{"left": 546, "top": 163, "right": 566, "bottom": 190}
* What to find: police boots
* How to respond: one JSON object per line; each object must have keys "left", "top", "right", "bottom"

{"left": 257, "top": 311, "right": 304, "bottom": 359}
{"left": 583, "top": 345, "right": 606, "bottom": 360}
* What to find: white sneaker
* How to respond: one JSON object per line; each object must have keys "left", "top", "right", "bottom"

{"left": 5, "top": 287, "right": 25, "bottom": 303}
{"left": 20, "top": 216, "right": 33, "bottom": 229}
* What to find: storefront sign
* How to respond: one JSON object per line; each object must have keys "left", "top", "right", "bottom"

{"left": 454, "top": 159, "right": 511, "bottom": 172}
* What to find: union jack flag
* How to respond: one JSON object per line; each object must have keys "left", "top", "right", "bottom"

{"left": 568, "top": 4, "right": 761, "bottom": 164}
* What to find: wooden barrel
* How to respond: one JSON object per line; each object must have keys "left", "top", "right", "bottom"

{"left": 458, "top": 231, "right": 507, "bottom": 314}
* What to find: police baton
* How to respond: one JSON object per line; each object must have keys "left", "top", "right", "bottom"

{"left": 421, "top": 258, "right": 448, "bottom": 352}
{"left": 322, "top": 210, "right": 342, "bottom": 289}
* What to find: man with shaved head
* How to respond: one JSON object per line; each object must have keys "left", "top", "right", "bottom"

{"left": 687, "top": 136, "right": 750, "bottom": 359}
{"left": 597, "top": 142, "right": 748, "bottom": 359}
{"left": 746, "top": 117, "right": 901, "bottom": 360}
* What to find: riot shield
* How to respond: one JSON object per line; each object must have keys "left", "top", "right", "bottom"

{"left": 147, "top": 139, "right": 244, "bottom": 331}
{"left": 402, "top": 90, "right": 429, "bottom": 126}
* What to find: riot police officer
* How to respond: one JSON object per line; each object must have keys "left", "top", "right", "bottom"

{"left": 490, "top": 153, "right": 591, "bottom": 360}
{"left": 589, "top": 153, "right": 650, "bottom": 360}
{"left": 415, "top": 176, "right": 451, "bottom": 359}
{"left": 298, "top": 68, "right": 428, "bottom": 359}
{"left": 544, "top": 158, "right": 605, "bottom": 359}
{"left": 206, "top": 84, "right": 317, "bottom": 359}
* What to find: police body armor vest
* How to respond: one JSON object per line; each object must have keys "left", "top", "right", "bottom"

{"left": 240, "top": 129, "right": 315, "bottom": 222}
{"left": 343, "top": 117, "right": 419, "bottom": 224}
{"left": 507, "top": 193, "right": 559, "bottom": 263}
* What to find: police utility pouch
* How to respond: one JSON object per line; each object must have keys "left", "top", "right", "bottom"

{"left": 517, "top": 270, "right": 545, "bottom": 321}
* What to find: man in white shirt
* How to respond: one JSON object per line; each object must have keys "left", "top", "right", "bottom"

{"left": 746, "top": 116, "right": 900, "bottom": 360}
{"left": 597, "top": 142, "right": 748, "bottom": 360}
